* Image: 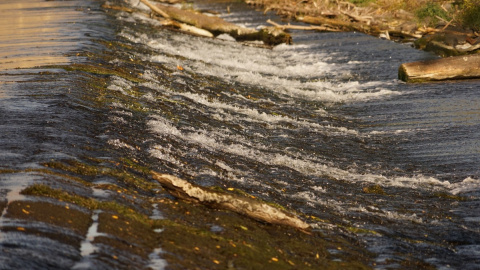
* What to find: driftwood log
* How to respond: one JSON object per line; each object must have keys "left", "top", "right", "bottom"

{"left": 102, "top": 3, "right": 214, "bottom": 37}
{"left": 152, "top": 172, "right": 310, "bottom": 231}
{"left": 141, "top": 0, "right": 291, "bottom": 45}
{"left": 398, "top": 54, "right": 480, "bottom": 83}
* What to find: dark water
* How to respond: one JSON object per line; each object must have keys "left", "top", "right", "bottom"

{"left": 1, "top": 0, "right": 479, "bottom": 269}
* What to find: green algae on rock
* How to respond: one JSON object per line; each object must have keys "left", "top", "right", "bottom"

{"left": 56, "top": 63, "right": 146, "bottom": 84}
{"left": 153, "top": 196, "right": 373, "bottom": 270}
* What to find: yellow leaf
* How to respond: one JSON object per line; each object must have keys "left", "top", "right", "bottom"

{"left": 213, "top": 259, "right": 220, "bottom": 264}
{"left": 112, "top": 215, "right": 119, "bottom": 219}
{"left": 271, "top": 257, "right": 279, "bottom": 262}
{"left": 22, "top": 209, "right": 30, "bottom": 214}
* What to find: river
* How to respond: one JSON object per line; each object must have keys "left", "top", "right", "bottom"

{"left": 1, "top": 0, "right": 479, "bottom": 269}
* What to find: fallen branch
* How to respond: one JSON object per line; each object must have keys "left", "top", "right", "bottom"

{"left": 298, "top": 15, "right": 370, "bottom": 33}
{"left": 161, "top": 19, "right": 214, "bottom": 38}
{"left": 388, "top": 30, "right": 422, "bottom": 39}
{"left": 139, "top": 0, "right": 170, "bottom": 19}
{"left": 159, "top": 4, "right": 291, "bottom": 45}
{"left": 157, "top": 4, "right": 256, "bottom": 36}
{"left": 152, "top": 172, "right": 310, "bottom": 231}
{"left": 139, "top": 1, "right": 291, "bottom": 45}
{"left": 340, "top": 10, "right": 373, "bottom": 24}
{"left": 441, "top": 18, "right": 455, "bottom": 31}
{"left": 299, "top": 15, "right": 352, "bottom": 29}
{"left": 102, "top": 4, "right": 213, "bottom": 38}
{"left": 267, "top": 19, "right": 340, "bottom": 32}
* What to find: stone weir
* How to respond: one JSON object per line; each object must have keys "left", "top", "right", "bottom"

{"left": 0, "top": 0, "right": 374, "bottom": 269}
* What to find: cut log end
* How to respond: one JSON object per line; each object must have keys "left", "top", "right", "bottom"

{"left": 398, "top": 64, "right": 409, "bottom": 82}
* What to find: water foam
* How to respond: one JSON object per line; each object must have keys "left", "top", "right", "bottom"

{"left": 141, "top": 79, "right": 359, "bottom": 136}
{"left": 148, "top": 116, "right": 454, "bottom": 192}
{"left": 117, "top": 21, "right": 398, "bottom": 103}
{"left": 449, "top": 177, "right": 480, "bottom": 195}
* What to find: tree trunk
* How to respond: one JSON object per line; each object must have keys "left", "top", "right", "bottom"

{"left": 398, "top": 54, "right": 480, "bottom": 83}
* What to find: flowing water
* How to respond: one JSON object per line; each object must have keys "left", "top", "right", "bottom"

{"left": 1, "top": 0, "right": 479, "bottom": 269}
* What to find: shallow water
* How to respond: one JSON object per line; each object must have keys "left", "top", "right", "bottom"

{"left": 1, "top": 0, "right": 479, "bottom": 269}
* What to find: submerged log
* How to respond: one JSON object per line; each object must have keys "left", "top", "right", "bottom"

{"left": 398, "top": 54, "right": 480, "bottom": 83}
{"left": 152, "top": 172, "right": 310, "bottom": 231}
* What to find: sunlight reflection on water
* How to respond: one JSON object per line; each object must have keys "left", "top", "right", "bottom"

{"left": 0, "top": 0, "right": 90, "bottom": 70}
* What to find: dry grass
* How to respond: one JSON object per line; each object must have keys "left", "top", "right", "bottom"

{"left": 247, "top": 0, "right": 407, "bottom": 20}
{"left": 248, "top": 0, "right": 454, "bottom": 18}
{"left": 373, "top": 0, "right": 429, "bottom": 12}
{"left": 247, "top": 0, "right": 468, "bottom": 30}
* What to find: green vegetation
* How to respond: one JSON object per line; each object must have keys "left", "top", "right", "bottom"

{"left": 153, "top": 198, "right": 373, "bottom": 270}
{"left": 378, "top": 0, "right": 479, "bottom": 30}
{"left": 50, "top": 63, "right": 145, "bottom": 84}
{"left": 415, "top": 2, "right": 451, "bottom": 27}
{"left": 362, "top": 184, "right": 387, "bottom": 195}
{"left": 21, "top": 184, "right": 158, "bottom": 227}
{"left": 43, "top": 159, "right": 158, "bottom": 191}
{"left": 461, "top": 0, "right": 480, "bottom": 30}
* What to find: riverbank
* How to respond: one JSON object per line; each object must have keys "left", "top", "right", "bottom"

{"left": 244, "top": 0, "right": 480, "bottom": 56}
